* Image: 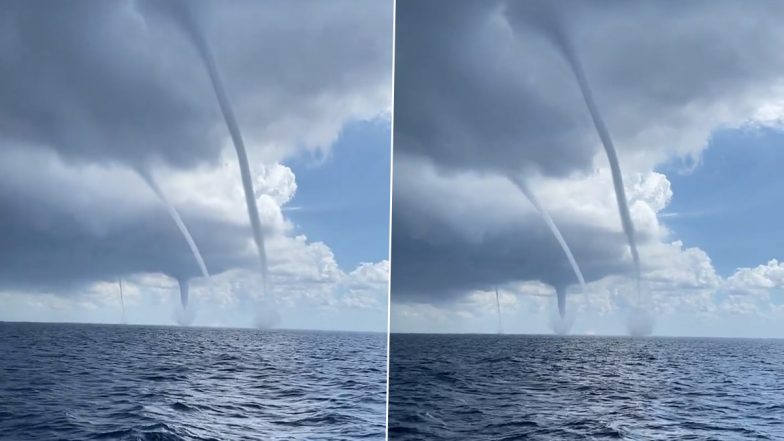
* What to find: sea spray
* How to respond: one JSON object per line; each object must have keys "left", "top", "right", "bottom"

{"left": 254, "top": 300, "right": 281, "bottom": 329}
{"left": 627, "top": 307, "right": 654, "bottom": 337}
{"left": 510, "top": 175, "right": 586, "bottom": 318}
{"left": 627, "top": 283, "right": 654, "bottom": 336}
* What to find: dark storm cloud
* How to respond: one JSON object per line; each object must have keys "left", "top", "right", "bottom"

{"left": 0, "top": 146, "right": 254, "bottom": 292}
{"left": 390, "top": 213, "right": 629, "bottom": 303}
{"left": 0, "top": 200, "right": 251, "bottom": 293}
{"left": 0, "top": 0, "right": 391, "bottom": 169}
{"left": 396, "top": 0, "right": 784, "bottom": 175}
{"left": 0, "top": 0, "right": 219, "bottom": 168}
{"left": 394, "top": 0, "right": 593, "bottom": 177}
{"left": 0, "top": 0, "right": 391, "bottom": 293}
{"left": 390, "top": 155, "right": 630, "bottom": 303}
{"left": 392, "top": 0, "right": 784, "bottom": 303}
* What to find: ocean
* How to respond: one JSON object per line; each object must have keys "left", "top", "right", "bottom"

{"left": 0, "top": 322, "right": 386, "bottom": 440}
{"left": 388, "top": 334, "right": 784, "bottom": 440}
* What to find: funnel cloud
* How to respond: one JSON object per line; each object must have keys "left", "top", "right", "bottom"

{"left": 118, "top": 279, "right": 126, "bottom": 324}
{"left": 536, "top": 16, "right": 642, "bottom": 292}
{"left": 506, "top": 0, "right": 642, "bottom": 326}
{"left": 150, "top": 1, "right": 270, "bottom": 294}
{"left": 495, "top": 287, "right": 503, "bottom": 334}
{"left": 0, "top": 0, "right": 392, "bottom": 331}
{"left": 178, "top": 277, "right": 189, "bottom": 310}
{"left": 390, "top": 0, "right": 784, "bottom": 335}
{"left": 139, "top": 169, "right": 211, "bottom": 284}
{"left": 511, "top": 175, "right": 586, "bottom": 318}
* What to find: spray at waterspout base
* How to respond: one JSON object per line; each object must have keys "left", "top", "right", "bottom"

{"left": 626, "top": 307, "right": 654, "bottom": 337}
{"left": 549, "top": 303, "right": 576, "bottom": 335}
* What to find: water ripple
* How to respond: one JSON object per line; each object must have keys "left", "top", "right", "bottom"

{"left": 389, "top": 334, "right": 784, "bottom": 440}
{"left": 0, "top": 323, "right": 386, "bottom": 440}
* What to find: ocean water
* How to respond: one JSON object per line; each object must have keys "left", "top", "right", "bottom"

{"left": 389, "top": 334, "right": 784, "bottom": 440}
{"left": 0, "top": 322, "right": 386, "bottom": 441}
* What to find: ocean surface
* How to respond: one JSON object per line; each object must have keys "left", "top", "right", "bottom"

{"left": 0, "top": 322, "right": 386, "bottom": 441}
{"left": 389, "top": 334, "right": 784, "bottom": 440}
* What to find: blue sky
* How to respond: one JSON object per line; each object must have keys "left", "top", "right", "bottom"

{"left": 661, "top": 127, "right": 784, "bottom": 277}
{"left": 287, "top": 119, "right": 391, "bottom": 270}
